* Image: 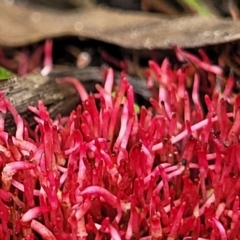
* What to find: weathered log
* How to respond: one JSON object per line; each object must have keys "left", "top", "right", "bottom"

{"left": 1, "top": 67, "right": 151, "bottom": 132}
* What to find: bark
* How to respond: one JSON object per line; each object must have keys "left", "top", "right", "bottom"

{"left": 1, "top": 67, "right": 151, "bottom": 132}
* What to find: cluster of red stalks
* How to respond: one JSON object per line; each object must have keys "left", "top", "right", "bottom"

{"left": 0, "top": 45, "right": 239, "bottom": 239}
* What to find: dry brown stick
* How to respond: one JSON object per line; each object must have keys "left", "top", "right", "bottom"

{"left": 2, "top": 67, "right": 151, "bottom": 132}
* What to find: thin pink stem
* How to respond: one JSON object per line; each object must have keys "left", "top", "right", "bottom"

{"left": 152, "top": 113, "right": 233, "bottom": 151}
{"left": 41, "top": 39, "right": 53, "bottom": 76}
{"left": 56, "top": 77, "right": 88, "bottom": 102}
{"left": 30, "top": 220, "right": 56, "bottom": 240}
{"left": 80, "top": 186, "right": 117, "bottom": 206}
{"left": 21, "top": 206, "right": 51, "bottom": 222}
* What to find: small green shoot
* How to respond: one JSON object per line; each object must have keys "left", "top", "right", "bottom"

{"left": 111, "top": 91, "right": 140, "bottom": 114}
{"left": 178, "top": 0, "right": 212, "bottom": 15}
{"left": 0, "top": 66, "right": 14, "bottom": 80}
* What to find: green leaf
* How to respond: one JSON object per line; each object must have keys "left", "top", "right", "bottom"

{"left": 0, "top": 66, "right": 14, "bottom": 80}
{"left": 178, "top": 0, "right": 212, "bottom": 15}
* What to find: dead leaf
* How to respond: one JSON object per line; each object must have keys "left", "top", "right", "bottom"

{"left": 1, "top": 3, "right": 240, "bottom": 49}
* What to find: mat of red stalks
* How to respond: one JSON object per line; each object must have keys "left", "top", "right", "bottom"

{"left": 1, "top": 46, "right": 240, "bottom": 240}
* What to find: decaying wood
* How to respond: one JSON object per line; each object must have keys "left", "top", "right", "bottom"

{"left": 1, "top": 3, "right": 240, "bottom": 49}
{"left": 1, "top": 67, "right": 151, "bottom": 132}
